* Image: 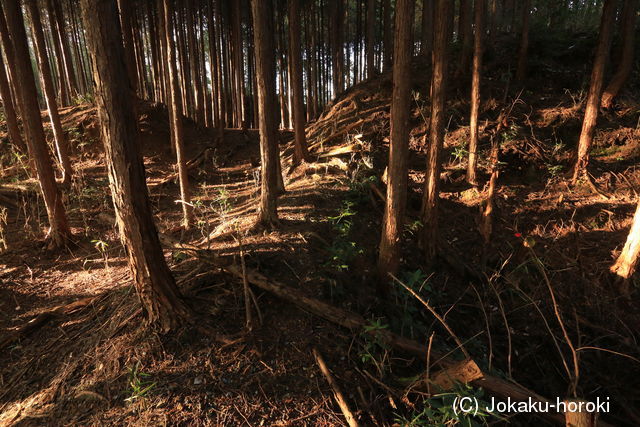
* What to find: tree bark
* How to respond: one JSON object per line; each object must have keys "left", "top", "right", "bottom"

{"left": 421, "top": 0, "right": 450, "bottom": 262}
{"left": 81, "top": 0, "right": 191, "bottom": 332}
{"left": 466, "top": 0, "right": 485, "bottom": 185}
{"left": 420, "top": 0, "right": 433, "bottom": 57}
{"left": 458, "top": 0, "right": 473, "bottom": 75}
{"left": 51, "top": 0, "right": 78, "bottom": 100}
{"left": 330, "top": 0, "right": 344, "bottom": 98}
{"left": 0, "top": 42, "right": 26, "bottom": 153}
{"left": 572, "top": 0, "right": 617, "bottom": 183}
{"left": 251, "top": 0, "right": 280, "bottom": 228}
{"left": 163, "top": 0, "right": 193, "bottom": 228}
{"left": 601, "top": 0, "right": 638, "bottom": 108}
{"left": 377, "top": 0, "right": 415, "bottom": 286}
{"left": 44, "top": 0, "right": 69, "bottom": 106}
{"left": 1, "top": 0, "right": 70, "bottom": 246}
{"left": 611, "top": 201, "right": 640, "bottom": 280}
{"left": 366, "top": 0, "right": 376, "bottom": 78}
{"left": 515, "top": 0, "right": 531, "bottom": 82}
{"left": 288, "top": 0, "right": 310, "bottom": 164}
{"left": 382, "top": 0, "right": 392, "bottom": 71}
{"left": 25, "top": 0, "right": 73, "bottom": 186}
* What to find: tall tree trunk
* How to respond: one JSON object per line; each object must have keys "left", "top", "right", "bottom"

{"left": 25, "top": 0, "right": 73, "bottom": 186}
{"left": 1, "top": 0, "right": 70, "bottom": 246}
{"left": 0, "top": 42, "right": 26, "bottom": 153}
{"left": 81, "top": 0, "right": 191, "bottom": 332}
{"left": 251, "top": 0, "right": 280, "bottom": 228}
{"left": 611, "top": 201, "right": 640, "bottom": 282}
{"left": 45, "top": 0, "right": 69, "bottom": 106}
{"left": 330, "top": 0, "right": 344, "bottom": 98}
{"left": 163, "top": 0, "right": 193, "bottom": 228}
{"left": 601, "top": 0, "right": 638, "bottom": 108}
{"left": 458, "top": 0, "right": 473, "bottom": 75}
{"left": 572, "top": 0, "right": 617, "bottom": 183}
{"left": 116, "top": 0, "right": 138, "bottom": 95}
{"left": 466, "top": 0, "right": 485, "bottom": 185}
{"left": 420, "top": 0, "right": 433, "bottom": 57}
{"left": 366, "top": 0, "right": 376, "bottom": 78}
{"left": 52, "top": 0, "right": 79, "bottom": 100}
{"left": 232, "top": 0, "right": 246, "bottom": 129}
{"left": 186, "top": 0, "right": 204, "bottom": 125}
{"left": 382, "top": 0, "right": 393, "bottom": 71}
{"left": 421, "top": 0, "right": 450, "bottom": 262}
{"left": 515, "top": 0, "right": 531, "bottom": 82}
{"left": 288, "top": 0, "right": 310, "bottom": 164}
{"left": 378, "top": 0, "right": 415, "bottom": 284}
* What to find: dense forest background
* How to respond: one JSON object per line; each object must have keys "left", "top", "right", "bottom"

{"left": 0, "top": 0, "right": 639, "bottom": 425}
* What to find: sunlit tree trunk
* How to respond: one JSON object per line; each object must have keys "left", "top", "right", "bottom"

{"left": 252, "top": 0, "right": 280, "bottom": 227}
{"left": 572, "top": 0, "right": 616, "bottom": 183}
{"left": 1, "top": 0, "right": 70, "bottom": 247}
{"left": 378, "top": 0, "right": 414, "bottom": 284}
{"left": 163, "top": 0, "right": 193, "bottom": 228}
{"left": 81, "top": 0, "right": 191, "bottom": 332}
{"left": 467, "top": 0, "right": 485, "bottom": 185}
{"left": 421, "top": 0, "right": 450, "bottom": 262}
{"left": 25, "top": 0, "right": 73, "bottom": 186}
{"left": 601, "top": 0, "right": 638, "bottom": 108}
{"left": 611, "top": 201, "right": 640, "bottom": 281}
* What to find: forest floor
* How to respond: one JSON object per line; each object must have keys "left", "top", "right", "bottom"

{"left": 1, "top": 36, "right": 640, "bottom": 426}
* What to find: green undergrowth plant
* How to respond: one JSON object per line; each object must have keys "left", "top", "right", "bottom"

{"left": 359, "top": 318, "right": 390, "bottom": 376}
{"left": 395, "top": 382, "right": 499, "bottom": 427}
{"left": 125, "top": 361, "right": 156, "bottom": 403}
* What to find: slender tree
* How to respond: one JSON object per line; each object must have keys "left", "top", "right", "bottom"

{"left": 81, "top": 0, "right": 191, "bottom": 331}
{"left": 421, "top": 0, "right": 450, "bottom": 261}
{"left": 458, "top": 0, "right": 473, "bottom": 75}
{"left": 44, "top": 0, "right": 69, "bottom": 105}
{"left": 116, "top": 0, "right": 138, "bottom": 95}
{"left": 420, "top": 0, "right": 433, "bottom": 57}
{"left": 378, "top": 0, "right": 415, "bottom": 283}
{"left": 288, "top": 0, "right": 310, "bottom": 164}
{"left": 466, "top": 0, "right": 485, "bottom": 185}
{"left": 601, "top": 0, "right": 638, "bottom": 108}
{"left": 1, "top": 0, "right": 70, "bottom": 247}
{"left": 366, "top": 0, "right": 376, "bottom": 78}
{"left": 25, "top": 0, "right": 73, "bottom": 186}
{"left": 572, "top": 0, "right": 617, "bottom": 183}
{"left": 0, "top": 42, "right": 26, "bottom": 153}
{"left": 163, "top": 0, "right": 193, "bottom": 228}
{"left": 515, "top": 0, "right": 531, "bottom": 82}
{"left": 252, "top": 0, "right": 280, "bottom": 227}
{"left": 330, "top": 0, "right": 344, "bottom": 97}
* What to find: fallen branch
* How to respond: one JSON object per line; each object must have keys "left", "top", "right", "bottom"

{"left": 0, "top": 297, "right": 94, "bottom": 349}
{"left": 313, "top": 347, "right": 360, "bottom": 427}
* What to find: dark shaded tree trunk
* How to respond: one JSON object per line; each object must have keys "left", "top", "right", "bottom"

{"left": 330, "top": 0, "right": 344, "bottom": 97}
{"left": 25, "top": 0, "right": 73, "bottom": 186}
{"left": 1, "top": 0, "right": 70, "bottom": 247}
{"left": 421, "top": 0, "right": 450, "bottom": 262}
{"left": 601, "top": 0, "right": 638, "bottom": 108}
{"left": 163, "top": 0, "right": 193, "bottom": 228}
{"left": 116, "top": 0, "right": 138, "bottom": 95}
{"left": 515, "top": 0, "right": 531, "bottom": 82}
{"left": 382, "top": 0, "right": 392, "bottom": 71}
{"left": 251, "top": 0, "right": 280, "bottom": 228}
{"left": 466, "top": 0, "right": 485, "bottom": 185}
{"left": 420, "top": 0, "right": 433, "bottom": 57}
{"left": 366, "top": 0, "right": 376, "bottom": 78}
{"left": 377, "top": 0, "right": 415, "bottom": 285}
{"left": 288, "top": 0, "right": 310, "bottom": 164}
{"left": 458, "top": 0, "right": 473, "bottom": 75}
{"left": 572, "top": 0, "right": 617, "bottom": 183}
{"left": 0, "top": 42, "right": 25, "bottom": 153}
{"left": 81, "top": 0, "right": 191, "bottom": 332}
